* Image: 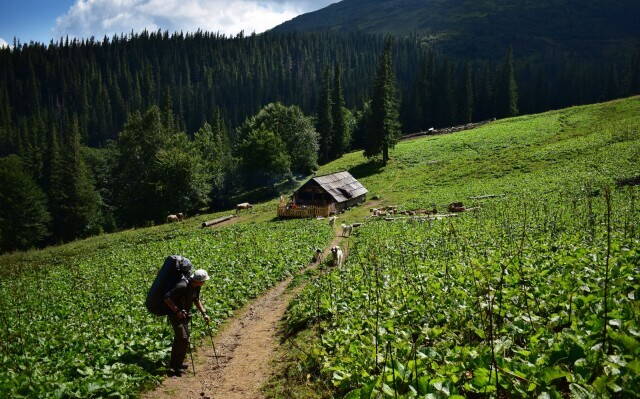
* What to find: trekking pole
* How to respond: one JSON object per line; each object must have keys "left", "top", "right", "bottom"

{"left": 205, "top": 320, "right": 221, "bottom": 367}
{"left": 188, "top": 316, "right": 196, "bottom": 376}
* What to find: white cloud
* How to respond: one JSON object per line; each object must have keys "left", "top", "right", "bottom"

{"left": 52, "top": 0, "right": 335, "bottom": 39}
{"left": 0, "top": 38, "right": 9, "bottom": 48}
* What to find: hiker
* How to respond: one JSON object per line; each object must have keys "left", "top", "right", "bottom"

{"left": 163, "top": 268, "right": 211, "bottom": 375}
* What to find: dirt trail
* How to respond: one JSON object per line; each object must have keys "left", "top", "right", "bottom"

{"left": 144, "top": 236, "right": 343, "bottom": 399}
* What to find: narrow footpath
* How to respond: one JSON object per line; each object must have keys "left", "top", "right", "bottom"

{"left": 144, "top": 235, "right": 344, "bottom": 399}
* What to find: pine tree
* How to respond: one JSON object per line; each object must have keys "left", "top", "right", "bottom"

{"left": 496, "top": 47, "right": 519, "bottom": 118}
{"left": 460, "top": 62, "right": 474, "bottom": 123}
{"left": 365, "top": 40, "right": 401, "bottom": 165}
{"left": 114, "top": 106, "right": 170, "bottom": 226}
{"left": 162, "top": 89, "right": 176, "bottom": 133}
{"left": 316, "top": 67, "right": 333, "bottom": 163}
{"left": 331, "top": 63, "right": 347, "bottom": 159}
{"left": 0, "top": 155, "right": 51, "bottom": 252}
{"left": 435, "top": 60, "right": 456, "bottom": 127}
{"left": 631, "top": 48, "right": 640, "bottom": 94}
{"left": 49, "top": 118, "right": 101, "bottom": 242}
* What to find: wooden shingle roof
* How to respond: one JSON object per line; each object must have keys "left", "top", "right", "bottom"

{"left": 309, "top": 171, "right": 368, "bottom": 203}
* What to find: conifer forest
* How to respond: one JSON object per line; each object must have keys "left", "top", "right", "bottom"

{"left": 0, "top": 30, "right": 639, "bottom": 250}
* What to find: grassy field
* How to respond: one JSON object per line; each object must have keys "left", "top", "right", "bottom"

{"left": 0, "top": 216, "right": 332, "bottom": 398}
{"left": 1, "top": 96, "right": 639, "bottom": 398}
{"left": 268, "top": 96, "right": 640, "bottom": 398}
{"left": 319, "top": 96, "right": 640, "bottom": 220}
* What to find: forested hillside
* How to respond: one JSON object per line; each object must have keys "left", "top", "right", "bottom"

{"left": 273, "top": 0, "right": 640, "bottom": 58}
{"left": 0, "top": 31, "right": 638, "bottom": 252}
{"left": 1, "top": 31, "right": 639, "bottom": 152}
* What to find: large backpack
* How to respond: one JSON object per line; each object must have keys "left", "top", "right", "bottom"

{"left": 145, "top": 255, "right": 193, "bottom": 315}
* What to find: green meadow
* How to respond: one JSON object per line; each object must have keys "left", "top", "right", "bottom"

{"left": 1, "top": 96, "right": 639, "bottom": 398}
{"left": 320, "top": 96, "right": 640, "bottom": 215}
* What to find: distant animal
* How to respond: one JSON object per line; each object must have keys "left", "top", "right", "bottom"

{"left": 167, "top": 214, "right": 179, "bottom": 223}
{"left": 177, "top": 212, "right": 185, "bottom": 221}
{"left": 448, "top": 202, "right": 466, "bottom": 213}
{"left": 341, "top": 224, "right": 353, "bottom": 237}
{"left": 331, "top": 246, "right": 344, "bottom": 267}
{"left": 328, "top": 216, "right": 337, "bottom": 227}
{"left": 312, "top": 248, "right": 323, "bottom": 263}
{"left": 236, "top": 202, "right": 253, "bottom": 214}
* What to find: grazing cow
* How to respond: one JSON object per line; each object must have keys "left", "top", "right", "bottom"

{"left": 167, "top": 214, "right": 179, "bottom": 223}
{"left": 236, "top": 202, "right": 253, "bottom": 214}
{"left": 331, "top": 246, "right": 344, "bottom": 267}
{"left": 177, "top": 212, "right": 185, "bottom": 221}
{"left": 341, "top": 224, "right": 353, "bottom": 237}
{"left": 312, "top": 248, "right": 323, "bottom": 263}
{"left": 328, "top": 216, "right": 337, "bottom": 227}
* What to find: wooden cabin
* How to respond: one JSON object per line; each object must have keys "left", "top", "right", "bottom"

{"left": 278, "top": 171, "right": 368, "bottom": 218}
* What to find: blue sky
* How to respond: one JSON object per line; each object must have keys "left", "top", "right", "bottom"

{"left": 1, "top": 0, "right": 74, "bottom": 44}
{"left": 0, "top": 0, "right": 335, "bottom": 46}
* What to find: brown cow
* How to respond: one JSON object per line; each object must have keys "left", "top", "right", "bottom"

{"left": 167, "top": 214, "right": 179, "bottom": 223}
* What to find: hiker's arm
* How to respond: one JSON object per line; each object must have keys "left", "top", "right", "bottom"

{"left": 163, "top": 284, "right": 187, "bottom": 318}
{"left": 163, "top": 297, "right": 180, "bottom": 314}
{"left": 196, "top": 299, "right": 210, "bottom": 322}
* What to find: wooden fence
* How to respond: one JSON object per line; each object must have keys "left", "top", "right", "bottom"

{"left": 277, "top": 204, "right": 333, "bottom": 219}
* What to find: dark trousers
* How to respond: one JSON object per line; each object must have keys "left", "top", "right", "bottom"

{"left": 168, "top": 314, "right": 190, "bottom": 369}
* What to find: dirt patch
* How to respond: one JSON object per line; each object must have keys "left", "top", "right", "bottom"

{"left": 143, "top": 237, "right": 344, "bottom": 399}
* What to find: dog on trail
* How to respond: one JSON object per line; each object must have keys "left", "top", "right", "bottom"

{"left": 341, "top": 223, "right": 353, "bottom": 237}
{"left": 331, "top": 246, "right": 344, "bottom": 267}
{"left": 312, "top": 248, "right": 323, "bottom": 263}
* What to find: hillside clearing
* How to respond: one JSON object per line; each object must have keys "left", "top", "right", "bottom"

{"left": 1, "top": 96, "right": 639, "bottom": 398}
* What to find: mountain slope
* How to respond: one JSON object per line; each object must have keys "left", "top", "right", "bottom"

{"left": 272, "top": 0, "right": 640, "bottom": 57}
{"left": 1, "top": 96, "right": 638, "bottom": 398}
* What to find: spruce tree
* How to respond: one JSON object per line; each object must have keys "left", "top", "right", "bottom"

{"left": 316, "top": 67, "right": 333, "bottom": 163}
{"left": 331, "top": 63, "right": 347, "bottom": 159}
{"left": 460, "top": 62, "right": 474, "bottom": 123}
{"left": 114, "top": 106, "right": 169, "bottom": 226}
{"left": 365, "top": 40, "right": 401, "bottom": 165}
{"left": 49, "top": 118, "right": 101, "bottom": 242}
{"left": 0, "top": 155, "right": 51, "bottom": 252}
{"left": 632, "top": 48, "right": 640, "bottom": 94}
{"left": 496, "top": 47, "right": 519, "bottom": 118}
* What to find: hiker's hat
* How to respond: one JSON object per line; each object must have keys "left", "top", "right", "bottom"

{"left": 192, "top": 269, "right": 210, "bottom": 282}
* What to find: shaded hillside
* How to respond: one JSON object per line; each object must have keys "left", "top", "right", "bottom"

{"left": 273, "top": 0, "right": 640, "bottom": 58}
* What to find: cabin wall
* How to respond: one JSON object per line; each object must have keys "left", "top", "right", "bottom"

{"left": 335, "top": 194, "right": 366, "bottom": 212}
{"left": 294, "top": 184, "right": 333, "bottom": 206}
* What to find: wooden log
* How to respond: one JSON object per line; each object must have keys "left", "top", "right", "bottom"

{"left": 468, "top": 194, "right": 505, "bottom": 200}
{"left": 202, "top": 215, "right": 235, "bottom": 228}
